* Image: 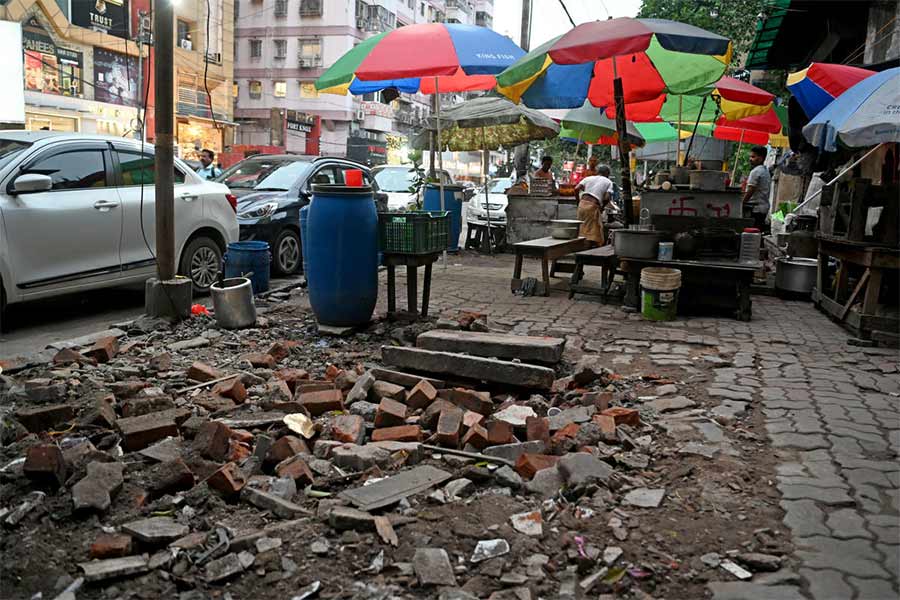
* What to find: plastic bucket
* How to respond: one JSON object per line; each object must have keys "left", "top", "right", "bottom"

{"left": 657, "top": 242, "right": 674, "bottom": 261}
{"left": 423, "top": 184, "right": 463, "bottom": 251}
{"left": 640, "top": 267, "right": 681, "bottom": 321}
{"left": 224, "top": 241, "right": 271, "bottom": 295}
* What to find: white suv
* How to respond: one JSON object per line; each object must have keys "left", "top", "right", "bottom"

{"left": 0, "top": 131, "right": 239, "bottom": 320}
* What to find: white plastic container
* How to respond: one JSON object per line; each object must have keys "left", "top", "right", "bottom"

{"left": 740, "top": 228, "right": 762, "bottom": 264}
{"left": 657, "top": 242, "right": 674, "bottom": 261}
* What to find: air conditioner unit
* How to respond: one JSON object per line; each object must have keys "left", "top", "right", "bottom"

{"left": 206, "top": 52, "right": 222, "bottom": 64}
{"left": 299, "top": 57, "right": 312, "bottom": 67}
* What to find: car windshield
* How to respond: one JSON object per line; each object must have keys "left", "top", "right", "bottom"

{"left": 374, "top": 168, "right": 416, "bottom": 192}
{"left": 218, "top": 158, "right": 308, "bottom": 190}
{"left": 488, "top": 179, "right": 512, "bottom": 193}
{"left": 252, "top": 161, "right": 313, "bottom": 191}
{"left": 0, "top": 139, "right": 33, "bottom": 171}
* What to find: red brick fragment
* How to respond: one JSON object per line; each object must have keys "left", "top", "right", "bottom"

{"left": 299, "top": 389, "right": 344, "bottom": 416}
{"left": 515, "top": 453, "right": 560, "bottom": 480}
{"left": 90, "top": 533, "right": 132, "bottom": 559}
{"left": 460, "top": 423, "right": 489, "bottom": 450}
{"left": 446, "top": 388, "right": 493, "bottom": 415}
{"left": 582, "top": 392, "right": 612, "bottom": 412}
{"left": 14, "top": 404, "right": 74, "bottom": 433}
{"left": 372, "top": 381, "right": 406, "bottom": 401}
{"left": 592, "top": 414, "right": 617, "bottom": 441}
{"left": 207, "top": 462, "right": 246, "bottom": 496}
{"left": 187, "top": 362, "right": 222, "bottom": 382}
{"left": 230, "top": 429, "right": 255, "bottom": 444}
{"left": 147, "top": 458, "right": 195, "bottom": 498}
{"left": 85, "top": 336, "right": 119, "bottom": 363}
{"left": 275, "top": 455, "right": 315, "bottom": 485}
{"left": 526, "top": 416, "right": 550, "bottom": 443}
{"left": 213, "top": 377, "right": 248, "bottom": 404}
{"left": 148, "top": 352, "right": 172, "bottom": 372}
{"left": 600, "top": 407, "right": 641, "bottom": 428}
{"left": 265, "top": 436, "right": 309, "bottom": 466}
{"left": 331, "top": 414, "right": 365, "bottom": 445}
{"left": 371, "top": 425, "right": 422, "bottom": 443}
{"left": 421, "top": 400, "right": 456, "bottom": 430}
{"left": 275, "top": 368, "right": 310, "bottom": 393}
{"left": 325, "top": 364, "right": 342, "bottom": 381}
{"left": 551, "top": 422, "right": 580, "bottom": 444}
{"left": 23, "top": 444, "right": 67, "bottom": 487}
{"left": 117, "top": 413, "right": 179, "bottom": 452}
{"left": 193, "top": 421, "right": 233, "bottom": 461}
{"left": 462, "top": 411, "right": 484, "bottom": 429}
{"left": 267, "top": 341, "right": 291, "bottom": 362}
{"left": 228, "top": 441, "right": 251, "bottom": 462}
{"left": 374, "top": 398, "right": 407, "bottom": 428}
{"left": 242, "top": 352, "right": 277, "bottom": 369}
{"left": 435, "top": 405, "right": 464, "bottom": 447}
{"left": 486, "top": 421, "right": 514, "bottom": 446}
{"left": 406, "top": 379, "right": 438, "bottom": 410}
{"left": 52, "top": 347, "right": 97, "bottom": 367}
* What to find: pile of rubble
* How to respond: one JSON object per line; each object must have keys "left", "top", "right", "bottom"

{"left": 0, "top": 308, "right": 786, "bottom": 599}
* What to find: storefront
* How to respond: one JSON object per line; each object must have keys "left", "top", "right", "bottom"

{"left": 24, "top": 91, "right": 139, "bottom": 135}
{"left": 176, "top": 117, "right": 225, "bottom": 162}
{"left": 285, "top": 110, "right": 320, "bottom": 156}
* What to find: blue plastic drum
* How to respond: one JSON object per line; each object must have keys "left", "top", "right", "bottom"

{"left": 306, "top": 184, "right": 378, "bottom": 326}
{"left": 299, "top": 204, "right": 310, "bottom": 275}
{"left": 223, "top": 241, "right": 270, "bottom": 294}
{"left": 423, "top": 183, "right": 463, "bottom": 251}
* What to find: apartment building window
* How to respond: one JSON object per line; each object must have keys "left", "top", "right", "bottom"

{"left": 234, "top": 0, "right": 239, "bottom": 19}
{"left": 249, "top": 81, "right": 262, "bottom": 99}
{"left": 298, "top": 38, "right": 322, "bottom": 67}
{"left": 232, "top": 82, "right": 238, "bottom": 98}
{"left": 250, "top": 39, "right": 262, "bottom": 59}
{"left": 274, "top": 81, "right": 287, "bottom": 97}
{"left": 274, "top": 39, "right": 287, "bottom": 59}
{"left": 274, "top": 0, "right": 287, "bottom": 17}
{"left": 300, "top": 82, "right": 319, "bottom": 98}
{"left": 419, "top": 3, "right": 424, "bottom": 16}
{"left": 407, "top": 0, "right": 414, "bottom": 8}
{"left": 299, "top": 0, "right": 322, "bottom": 17}
{"left": 177, "top": 20, "right": 192, "bottom": 50}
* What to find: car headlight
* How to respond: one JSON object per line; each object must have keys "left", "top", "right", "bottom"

{"left": 481, "top": 203, "right": 503, "bottom": 211}
{"left": 238, "top": 201, "right": 279, "bottom": 219}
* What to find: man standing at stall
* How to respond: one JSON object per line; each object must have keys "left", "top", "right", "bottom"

{"left": 197, "top": 149, "right": 222, "bottom": 180}
{"left": 742, "top": 146, "right": 772, "bottom": 231}
{"left": 575, "top": 164, "right": 613, "bottom": 246}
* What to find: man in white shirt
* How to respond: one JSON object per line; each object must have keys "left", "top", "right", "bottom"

{"left": 575, "top": 164, "right": 614, "bottom": 245}
{"left": 742, "top": 145, "right": 771, "bottom": 231}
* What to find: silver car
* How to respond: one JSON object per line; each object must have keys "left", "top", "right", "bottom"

{"left": 0, "top": 131, "right": 239, "bottom": 320}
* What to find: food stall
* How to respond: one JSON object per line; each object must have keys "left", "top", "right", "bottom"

{"left": 505, "top": 191, "right": 579, "bottom": 245}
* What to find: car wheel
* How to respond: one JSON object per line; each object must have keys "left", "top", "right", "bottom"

{"left": 272, "top": 229, "right": 302, "bottom": 276}
{"left": 179, "top": 236, "right": 222, "bottom": 294}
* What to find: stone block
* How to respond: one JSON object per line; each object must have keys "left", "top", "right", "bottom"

{"left": 241, "top": 487, "right": 310, "bottom": 519}
{"left": 346, "top": 371, "right": 375, "bottom": 404}
{"left": 148, "top": 352, "right": 172, "bottom": 372}
{"left": 146, "top": 458, "right": 195, "bottom": 498}
{"left": 421, "top": 399, "right": 456, "bottom": 430}
{"left": 557, "top": 452, "right": 613, "bottom": 486}
{"left": 122, "top": 516, "right": 189, "bottom": 544}
{"left": 484, "top": 440, "right": 546, "bottom": 463}
{"left": 416, "top": 330, "right": 565, "bottom": 364}
{"left": 331, "top": 443, "right": 392, "bottom": 471}
{"left": 72, "top": 461, "right": 125, "bottom": 512}
{"left": 121, "top": 396, "right": 176, "bottom": 418}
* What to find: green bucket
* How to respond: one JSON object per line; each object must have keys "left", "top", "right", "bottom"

{"left": 640, "top": 267, "right": 682, "bottom": 321}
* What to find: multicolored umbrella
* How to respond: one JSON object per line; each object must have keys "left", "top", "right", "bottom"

{"left": 685, "top": 107, "right": 789, "bottom": 147}
{"left": 803, "top": 67, "right": 900, "bottom": 151}
{"left": 555, "top": 102, "right": 645, "bottom": 147}
{"left": 495, "top": 18, "right": 733, "bottom": 110}
{"left": 787, "top": 62, "right": 875, "bottom": 119}
{"left": 315, "top": 23, "right": 524, "bottom": 95}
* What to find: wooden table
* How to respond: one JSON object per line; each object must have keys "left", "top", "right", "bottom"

{"left": 465, "top": 222, "right": 506, "bottom": 253}
{"left": 511, "top": 237, "right": 592, "bottom": 296}
{"left": 619, "top": 256, "right": 760, "bottom": 321}
{"left": 814, "top": 236, "right": 899, "bottom": 344}
{"left": 569, "top": 245, "right": 621, "bottom": 300}
{"left": 383, "top": 252, "right": 441, "bottom": 317}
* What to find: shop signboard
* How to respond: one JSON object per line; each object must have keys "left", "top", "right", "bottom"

{"left": 72, "top": 0, "right": 130, "bottom": 39}
{"left": 22, "top": 18, "right": 83, "bottom": 97}
{"left": 286, "top": 110, "right": 315, "bottom": 133}
{"left": 94, "top": 48, "right": 138, "bottom": 106}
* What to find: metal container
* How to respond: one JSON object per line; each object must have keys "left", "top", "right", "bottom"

{"left": 614, "top": 229, "right": 662, "bottom": 259}
{"left": 689, "top": 170, "right": 727, "bottom": 191}
{"left": 550, "top": 219, "right": 582, "bottom": 239}
{"left": 775, "top": 258, "right": 818, "bottom": 294}
{"left": 210, "top": 277, "right": 257, "bottom": 329}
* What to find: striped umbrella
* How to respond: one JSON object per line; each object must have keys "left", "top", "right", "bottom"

{"left": 787, "top": 62, "right": 875, "bottom": 119}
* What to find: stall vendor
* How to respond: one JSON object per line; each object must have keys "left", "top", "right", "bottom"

{"left": 582, "top": 155, "right": 600, "bottom": 177}
{"left": 742, "top": 145, "right": 772, "bottom": 231}
{"left": 575, "top": 165, "right": 614, "bottom": 246}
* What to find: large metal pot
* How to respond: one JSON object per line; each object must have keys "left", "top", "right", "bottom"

{"left": 614, "top": 229, "right": 662, "bottom": 259}
{"left": 550, "top": 219, "right": 582, "bottom": 240}
{"left": 210, "top": 277, "right": 257, "bottom": 329}
{"left": 775, "top": 258, "right": 818, "bottom": 294}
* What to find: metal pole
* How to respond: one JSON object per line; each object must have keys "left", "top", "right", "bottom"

{"left": 677, "top": 95, "right": 683, "bottom": 166}
{"left": 435, "top": 77, "right": 446, "bottom": 269}
{"left": 154, "top": 0, "right": 176, "bottom": 281}
{"left": 135, "top": 12, "right": 144, "bottom": 141}
{"left": 730, "top": 129, "right": 745, "bottom": 184}
{"left": 612, "top": 57, "right": 634, "bottom": 226}
{"left": 429, "top": 94, "right": 437, "bottom": 178}
{"left": 482, "top": 127, "right": 492, "bottom": 254}
{"left": 520, "top": 0, "right": 533, "bottom": 51}
{"left": 683, "top": 95, "right": 707, "bottom": 167}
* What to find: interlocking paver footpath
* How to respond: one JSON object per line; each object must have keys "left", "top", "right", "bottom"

{"left": 376, "top": 259, "right": 900, "bottom": 600}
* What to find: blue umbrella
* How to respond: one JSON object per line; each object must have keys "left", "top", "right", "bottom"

{"left": 803, "top": 67, "right": 900, "bottom": 151}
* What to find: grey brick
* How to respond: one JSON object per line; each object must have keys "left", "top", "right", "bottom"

{"left": 795, "top": 537, "right": 890, "bottom": 578}
{"left": 847, "top": 576, "right": 898, "bottom": 600}
{"left": 707, "top": 583, "right": 804, "bottom": 600}
{"left": 778, "top": 483, "right": 855, "bottom": 506}
{"left": 826, "top": 508, "right": 873, "bottom": 540}
{"left": 800, "top": 568, "right": 854, "bottom": 600}
{"left": 781, "top": 500, "right": 829, "bottom": 537}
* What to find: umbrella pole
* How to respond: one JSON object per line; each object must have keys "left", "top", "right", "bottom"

{"left": 612, "top": 57, "right": 635, "bottom": 227}
{"left": 482, "top": 127, "right": 492, "bottom": 255}
{"left": 434, "top": 77, "right": 447, "bottom": 270}
{"left": 730, "top": 129, "right": 745, "bottom": 184}
{"left": 677, "top": 95, "right": 683, "bottom": 166}
{"left": 683, "top": 96, "right": 707, "bottom": 169}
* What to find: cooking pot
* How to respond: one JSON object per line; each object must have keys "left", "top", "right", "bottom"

{"left": 775, "top": 257, "right": 817, "bottom": 295}
{"left": 550, "top": 219, "right": 582, "bottom": 240}
{"left": 614, "top": 229, "right": 662, "bottom": 259}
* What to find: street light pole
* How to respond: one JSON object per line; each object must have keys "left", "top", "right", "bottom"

{"left": 154, "top": 0, "right": 175, "bottom": 281}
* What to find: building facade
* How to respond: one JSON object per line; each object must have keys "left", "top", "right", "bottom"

{"left": 232, "top": 0, "right": 496, "bottom": 166}
{"left": 0, "top": 0, "right": 234, "bottom": 162}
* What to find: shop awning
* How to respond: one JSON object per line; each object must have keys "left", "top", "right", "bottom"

{"left": 745, "top": 0, "right": 873, "bottom": 70}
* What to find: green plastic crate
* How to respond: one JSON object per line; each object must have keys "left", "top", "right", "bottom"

{"left": 378, "top": 211, "right": 449, "bottom": 255}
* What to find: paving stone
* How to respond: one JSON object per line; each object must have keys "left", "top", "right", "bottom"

{"left": 706, "top": 583, "right": 804, "bottom": 600}
{"left": 795, "top": 536, "right": 890, "bottom": 578}
{"left": 707, "top": 388, "right": 753, "bottom": 401}
{"left": 799, "top": 568, "right": 854, "bottom": 600}
{"left": 780, "top": 500, "right": 829, "bottom": 537}
{"left": 778, "top": 484, "right": 855, "bottom": 506}
{"left": 847, "top": 576, "right": 898, "bottom": 599}
{"left": 646, "top": 396, "right": 697, "bottom": 413}
{"left": 72, "top": 462, "right": 125, "bottom": 512}
{"left": 826, "top": 508, "right": 873, "bottom": 540}
{"left": 769, "top": 433, "right": 831, "bottom": 450}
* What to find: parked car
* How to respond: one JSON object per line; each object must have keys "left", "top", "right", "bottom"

{"left": 219, "top": 155, "right": 385, "bottom": 276}
{"left": 216, "top": 154, "right": 315, "bottom": 199}
{"left": 371, "top": 166, "right": 456, "bottom": 211}
{"left": 0, "top": 131, "right": 239, "bottom": 322}
{"left": 466, "top": 177, "right": 515, "bottom": 226}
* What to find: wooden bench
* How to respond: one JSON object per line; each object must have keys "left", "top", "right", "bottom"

{"left": 511, "top": 237, "right": 592, "bottom": 296}
{"left": 384, "top": 252, "right": 441, "bottom": 317}
{"left": 569, "top": 245, "right": 620, "bottom": 300}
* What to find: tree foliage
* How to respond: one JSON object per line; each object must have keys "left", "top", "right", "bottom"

{"left": 637, "top": 0, "right": 769, "bottom": 62}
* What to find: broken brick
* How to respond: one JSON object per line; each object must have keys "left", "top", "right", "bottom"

{"left": 295, "top": 381, "right": 336, "bottom": 395}
{"left": 227, "top": 441, "right": 251, "bottom": 462}
{"left": 72, "top": 461, "right": 125, "bottom": 512}
{"left": 331, "top": 415, "right": 365, "bottom": 445}
{"left": 148, "top": 352, "right": 172, "bottom": 372}
{"left": 462, "top": 411, "right": 484, "bottom": 429}
{"left": 275, "top": 368, "right": 310, "bottom": 393}
{"left": 371, "top": 425, "right": 422, "bottom": 443}
{"left": 526, "top": 416, "right": 550, "bottom": 443}
{"left": 109, "top": 380, "right": 150, "bottom": 398}
{"left": 242, "top": 352, "right": 277, "bottom": 369}
{"left": 265, "top": 436, "right": 309, "bottom": 466}
{"left": 117, "top": 413, "right": 179, "bottom": 452}
{"left": 592, "top": 414, "right": 618, "bottom": 441}
{"left": 267, "top": 341, "right": 291, "bottom": 362}
{"left": 230, "top": 429, "right": 255, "bottom": 444}
{"left": 421, "top": 400, "right": 456, "bottom": 430}
{"left": 52, "top": 347, "right": 97, "bottom": 367}
{"left": 82, "top": 393, "right": 117, "bottom": 429}
{"left": 193, "top": 421, "right": 233, "bottom": 461}
{"left": 551, "top": 422, "right": 580, "bottom": 444}
{"left": 90, "top": 533, "right": 133, "bottom": 559}
{"left": 187, "top": 362, "right": 222, "bottom": 383}
{"left": 121, "top": 396, "right": 176, "bottom": 418}
{"left": 298, "top": 389, "right": 344, "bottom": 416}
{"left": 515, "top": 453, "right": 560, "bottom": 480}
{"left": 372, "top": 380, "right": 405, "bottom": 401}
{"left": 601, "top": 407, "right": 641, "bottom": 428}
{"left": 14, "top": 404, "right": 75, "bottom": 433}
{"left": 262, "top": 380, "right": 294, "bottom": 407}
{"left": 213, "top": 377, "right": 248, "bottom": 404}
{"left": 325, "top": 364, "right": 342, "bottom": 381}
{"left": 275, "top": 455, "right": 315, "bottom": 485}
{"left": 582, "top": 392, "right": 612, "bottom": 412}
{"left": 460, "top": 423, "right": 489, "bottom": 450}
{"left": 207, "top": 462, "right": 246, "bottom": 496}
{"left": 23, "top": 444, "right": 67, "bottom": 487}
{"left": 85, "top": 336, "right": 119, "bottom": 363}
{"left": 406, "top": 379, "right": 438, "bottom": 410}
{"left": 374, "top": 398, "right": 407, "bottom": 428}
{"left": 445, "top": 388, "right": 493, "bottom": 415}
{"left": 435, "top": 405, "right": 464, "bottom": 447}
{"left": 486, "top": 421, "right": 514, "bottom": 446}
{"left": 147, "top": 458, "right": 195, "bottom": 498}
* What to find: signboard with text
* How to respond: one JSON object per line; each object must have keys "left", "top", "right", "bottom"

{"left": 286, "top": 110, "right": 315, "bottom": 133}
{"left": 72, "top": 0, "right": 130, "bottom": 38}
{"left": 93, "top": 48, "right": 138, "bottom": 106}
{"left": 22, "top": 18, "right": 83, "bottom": 97}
